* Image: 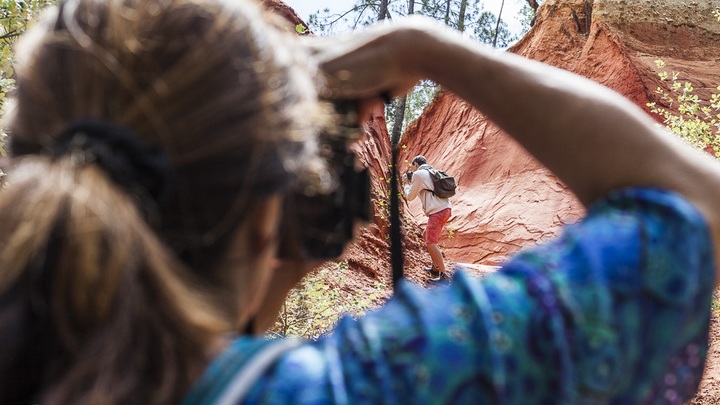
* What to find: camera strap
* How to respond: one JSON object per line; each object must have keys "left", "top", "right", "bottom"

{"left": 390, "top": 145, "right": 404, "bottom": 290}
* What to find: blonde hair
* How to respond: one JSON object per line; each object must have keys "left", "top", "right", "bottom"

{"left": 0, "top": 0, "right": 329, "bottom": 402}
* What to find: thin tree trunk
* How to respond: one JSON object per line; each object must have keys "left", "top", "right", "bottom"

{"left": 492, "top": 0, "right": 505, "bottom": 47}
{"left": 390, "top": 97, "right": 407, "bottom": 146}
{"left": 378, "top": 0, "right": 389, "bottom": 20}
{"left": 444, "top": 0, "right": 451, "bottom": 26}
{"left": 389, "top": 0, "right": 414, "bottom": 146}
{"left": 457, "top": 0, "right": 468, "bottom": 32}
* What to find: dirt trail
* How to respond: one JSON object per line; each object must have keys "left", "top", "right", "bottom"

{"left": 689, "top": 293, "right": 720, "bottom": 404}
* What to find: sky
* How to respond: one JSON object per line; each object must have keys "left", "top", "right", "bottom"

{"left": 283, "top": 0, "right": 528, "bottom": 36}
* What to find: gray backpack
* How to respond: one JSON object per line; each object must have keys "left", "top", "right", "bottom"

{"left": 423, "top": 166, "right": 457, "bottom": 198}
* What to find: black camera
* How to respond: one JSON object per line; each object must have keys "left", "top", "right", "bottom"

{"left": 406, "top": 171, "right": 413, "bottom": 182}
{"left": 277, "top": 101, "right": 372, "bottom": 260}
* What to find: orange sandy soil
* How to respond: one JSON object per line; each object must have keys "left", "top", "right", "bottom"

{"left": 689, "top": 291, "right": 720, "bottom": 404}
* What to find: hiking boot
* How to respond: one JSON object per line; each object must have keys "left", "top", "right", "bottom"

{"left": 423, "top": 265, "right": 440, "bottom": 277}
{"left": 429, "top": 272, "right": 447, "bottom": 282}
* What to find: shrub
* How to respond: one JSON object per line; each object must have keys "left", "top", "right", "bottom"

{"left": 647, "top": 59, "right": 720, "bottom": 157}
{"left": 269, "top": 261, "right": 385, "bottom": 339}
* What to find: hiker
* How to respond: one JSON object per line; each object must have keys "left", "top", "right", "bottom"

{"left": 1, "top": 0, "right": 719, "bottom": 403}
{"left": 404, "top": 155, "right": 452, "bottom": 281}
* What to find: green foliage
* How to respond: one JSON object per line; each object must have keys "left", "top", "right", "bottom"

{"left": 307, "top": 0, "right": 523, "bottom": 46}
{"left": 447, "top": 221, "right": 456, "bottom": 239}
{"left": 415, "top": 0, "right": 523, "bottom": 45}
{"left": 472, "top": 9, "right": 518, "bottom": 48}
{"left": 306, "top": 3, "right": 376, "bottom": 35}
{"left": 385, "top": 80, "right": 439, "bottom": 132}
{"left": 373, "top": 187, "right": 391, "bottom": 222}
{"left": 0, "top": 0, "right": 56, "bottom": 155}
{"left": 308, "top": 0, "right": 527, "bottom": 138}
{"left": 295, "top": 23, "right": 308, "bottom": 34}
{"left": 516, "top": 2, "right": 536, "bottom": 32}
{"left": 645, "top": 10, "right": 720, "bottom": 156}
{"left": 0, "top": 0, "right": 55, "bottom": 101}
{"left": 269, "top": 261, "right": 386, "bottom": 340}
{"left": 646, "top": 59, "right": 720, "bottom": 156}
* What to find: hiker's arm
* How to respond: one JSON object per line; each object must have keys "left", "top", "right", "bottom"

{"left": 312, "top": 17, "right": 720, "bottom": 273}
{"left": 404, "top": 172, "right": 423, "bottom": 201}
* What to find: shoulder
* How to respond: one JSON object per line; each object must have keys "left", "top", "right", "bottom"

{"left": 587, "top": 187, "right": 714, "bottom": 298}
{"left": 584, "top": 187, "right": 711, "bottom": 251}
{"left": 413, "top": 168, "right": 432, "bottom": 182}
{"left": 492, "top": 187, "right": 715, "bottom": 402}
{"left": 247, "top": 342, "right": 332, "bottom": 403}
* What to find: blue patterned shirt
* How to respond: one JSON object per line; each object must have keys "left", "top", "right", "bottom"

{"left": 190, "top": 188, "right": 715, "bottom": 404}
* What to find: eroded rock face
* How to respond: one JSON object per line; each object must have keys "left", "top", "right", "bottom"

{"left": 399, "top": 91, "right": 585, "bottom": 265}
{"left": 400, "top": 0, "right": 720, "bottom": 266}
{"left": 351, "top": 105, "right": 431, "bottom": 280}
{"left": 516, "top": 0, "right": 720, "bottom": 108}
{"left": 260, "top": 0, "right": 308, "bottom": 32}
{"left": 276, "top": 0, "right": 720, "bottom": 276}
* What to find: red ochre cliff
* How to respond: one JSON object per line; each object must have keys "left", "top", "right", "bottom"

{"left": 270, "top": 0, "right": 720, "bottom": 279}
{"left": 259, "top": 0, "right": 307, "bottom": 31}
{"left": 400, "top": 0, "right": 720, "bottom": 268}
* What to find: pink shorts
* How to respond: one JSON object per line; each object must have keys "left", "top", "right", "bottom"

{"left": 425, "top": 208, "right": 451, "bottom": 244}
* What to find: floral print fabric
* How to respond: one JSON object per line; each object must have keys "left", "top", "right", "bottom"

{"left": 205, "top": 188, "right": 715, "bottom": 404}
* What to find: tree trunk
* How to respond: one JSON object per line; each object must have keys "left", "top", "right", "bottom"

{"left": 378, "top": 0, "right": 389, "bottom": 20}
{"left": 390, "top": 96, "right": 407, "bottom": 146}
{"left": 444, "top": 0, "right": 451, "bottom": 26}
{"left": 492, "top": 0, "right": 505, "bottom": 47}
{"left": 388, "top": 0, "right": 415, "bottom": 146}
{"left": 457, "top": 0, "right": 468, "bottom": 32}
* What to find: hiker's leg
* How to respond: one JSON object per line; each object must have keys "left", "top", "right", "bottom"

{"left": 426, "top": 242, "right": 445, "bottom": 273}
{"left": 425, "top": 208, "right": 451, "bottom": 273}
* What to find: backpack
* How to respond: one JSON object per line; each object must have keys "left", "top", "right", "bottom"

{"left": 422, "top": 166, "right": 457, "bottom": 198}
